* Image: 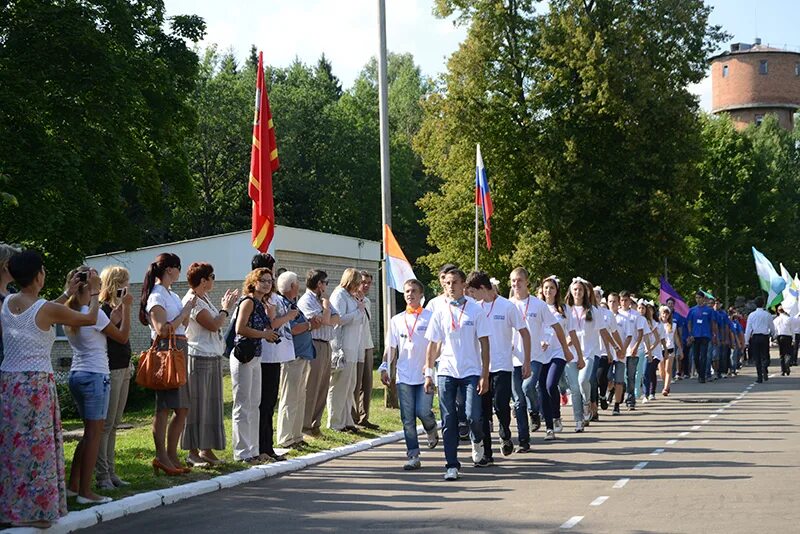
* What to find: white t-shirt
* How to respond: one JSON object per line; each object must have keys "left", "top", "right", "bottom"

{"left": 619, "top": 308, "right": 644, "bottom": 356}
{"left": 599, "top": 307, "right": 618, "bottom": 357}
{"left": 183, "top": 291, "right": 225, "bottom": 357}
{"left": 426, "top": 293, "right": 476, "bottom": 315}
{"left": 146, "top": 284, "right": 186, "bottom": 339}
{"left": 566, "top": 305, "right": 606, "bottom": 358}
{"left": 613, "top": 311, "right": 632, "bottom": 361}
{"left": 481, "top": 295, "right": 526, "bottom": 372}
{"left": 511, "top": 295, "right": 557, "bottom": 364}
{"left": 261, "top": 293, "right": 296, "bottom": 364}
{"left": 387, "top": 309, "right": 432, "bottom": 385}
{"left": 647, "top": 321, "right": 665, "bottom": 360}
{"left": 663, "top": 321, "right": 678, "bottom": 350}
{"left": 66, "top": 305, "right": 111, "bottom": 374}
{"left": 543, "top": 303, "right": 568, "bottom": 361}
{"left": 425, "top": 299, "right": 491, "bottom": 379}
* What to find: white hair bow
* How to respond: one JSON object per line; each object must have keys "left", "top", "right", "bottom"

{"left": 490, "top": 277, "right": 500, "bottom": 287}
{"left": 544, "top": 275, "right": 560, "bottom": 287}
{"left": 638, "top": 299, "right": 655, "bottom": 307}
{"left": 571, "top": 276, "right": 589, "bottom": 285}
{"left": 594, "top": 285, "right": 604, "bottom": 297}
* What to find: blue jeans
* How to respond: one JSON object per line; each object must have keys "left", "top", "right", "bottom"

{"left": 691, "top": 337, "right": 710, "bottom": 382}
{"left": 635, "top": 352, "right": 647, "bottom": 398}
{"left": 643, "top": 358, "right": 658, "bottom": 397}
{"left": 437, "top": 375, "right": 483, "bottom": 469}
{"left": 511, "top": 364, "right": 538, "bottom": 446}
{"left": 563, "top": 361, "right": 583, "bottom": 422}
{"left": 69, "top": 371, "right": 111, "bottom": 421}
{"left": 397, "top": 383, "right": 437, "bottom": 458}
{"left": 578, "top": 355, "right": 595, "bottom": 411}
{"left": 539, "top": 359, "right": 566, "bottom": 429}
{"left": 731, "top": 347, "right": 741, "bottom": 371}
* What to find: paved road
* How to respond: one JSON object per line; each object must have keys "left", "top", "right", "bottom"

{"left": 89, "top": 363, "right": 798, "bottom": 533}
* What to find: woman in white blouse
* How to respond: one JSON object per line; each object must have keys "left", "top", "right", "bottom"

{"left": 138, "top": 253, "right": 196, "bottom": 476}
{"left": 182, "top": 262, "right": 238, "bottom": 466}
{"left": 327, "top": 268, "right": 366, "bottom": 431}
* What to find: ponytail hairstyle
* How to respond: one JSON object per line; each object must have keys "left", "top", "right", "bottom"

{"left": 565, "top": 278, "right": 593, "bottom": 322}
{"left": 139, "top": 253, "right": 181, "bottom": 325}
{"left": 540, "top": 275, "right": 564, "bottom": 317}
{"left": 65, "top": 266, "right": 90, "bottom": 334}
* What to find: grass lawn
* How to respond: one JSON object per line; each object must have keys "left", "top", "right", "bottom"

{"left": 62, "top": 370, "right": 436, "bottom": 508}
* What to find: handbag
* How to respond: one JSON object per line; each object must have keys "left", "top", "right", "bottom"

{"left": 231, "top": 296, "right": 261, "bottom": 364}
{"left": 136, "top": 335, "right": 187, "bottom": 390}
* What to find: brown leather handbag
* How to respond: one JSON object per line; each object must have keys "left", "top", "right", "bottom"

{"left": 135, "top": 336, "right": 187, "bottom": 390}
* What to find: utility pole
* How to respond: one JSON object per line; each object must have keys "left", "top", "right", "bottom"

{"left": 377, "top": 0, "right": 392, "bottom": 332}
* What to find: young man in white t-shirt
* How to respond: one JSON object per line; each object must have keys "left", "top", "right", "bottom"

{"left": 380, "top": 279, "right": 439, "bottom": 471}
{"left": 466, "top": 271, "right": 530, "bottom": 460}
{"left": 618, "top": 290, "right": 645, "bottom": 409}
{"left": 607, "top": 293, "right": 629, "bottom": 415}
{"left": 425, "top": 269, "right": 491, "bottom": 481}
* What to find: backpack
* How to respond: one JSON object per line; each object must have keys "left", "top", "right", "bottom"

{"left": 224, "top": 296, "right": 257, "bottom": 358}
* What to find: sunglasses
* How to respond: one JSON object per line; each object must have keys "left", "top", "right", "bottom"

{"left": 209, "top": 273, "right": 216, "bottom": 280}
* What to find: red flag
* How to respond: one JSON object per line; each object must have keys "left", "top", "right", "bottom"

{"left": 249, "top": 51, "right": 279, "bottom": 252}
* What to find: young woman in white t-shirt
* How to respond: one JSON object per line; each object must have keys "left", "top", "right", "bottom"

{"left": 64, "top": 267, "right": 132, "bottom": 504}
{"left": 637, "top": 301, "right": 661, "bottom": 402}
{"left": 658, "top": 305, "right": 681, "bottom": 396}
{"left": 138, "top": 253, "right": 196, "bottom": 476}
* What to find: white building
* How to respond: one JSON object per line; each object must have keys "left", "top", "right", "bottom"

{"left": 51, "top": 226, "right": 381, "bottom": 373}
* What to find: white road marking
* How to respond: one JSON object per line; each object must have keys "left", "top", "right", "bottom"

{"left": 633, "top": 461, "right": 648, "bottom": 470}
{"left": 613, "top": 478, "right": 630, "bottom": 489}
{"left": 560, "top": 516, "right": 584, "bottom": 529}
{"left": 651, "top": 449, "right": 665, "bottom": 456}
{"left": 729, "top": 400, "right": 738, "bottom": 405}
{"left": 691, "top": 425, "right": 701, "bottom": 430}
{"left": 715, "top": 408, "right": 725, "bottom": 413}
{"left": 679, "top": 431, "right": 690, "bottom": 437}
{"left": 701, "top": 419, "right": 710, "bottom": 424}
{"left": 666, "top": 439, "right": 678, "bottom": 445}
{"left": 710, "top": 414, "right": 718, "bottom": 418}
{"left": 590, "top": 496, "right": 609, "bottom": 506}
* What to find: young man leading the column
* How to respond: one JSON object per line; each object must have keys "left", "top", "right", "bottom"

{"left": 425, "top": 269, "right": 491, "bottom": 481}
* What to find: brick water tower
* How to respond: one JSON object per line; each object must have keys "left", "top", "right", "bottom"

{"left": 710, "top": 39, "right": 800, "bottom": 130}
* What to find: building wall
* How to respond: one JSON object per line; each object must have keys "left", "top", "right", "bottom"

{"left": 53, "top": 227, "right": 382, "bottom": 376}
{"left": 725, "top": 108, "right": 795, "bottom": 131}
{"left": 711, "top": 52, "right": 800, "bottom": 111}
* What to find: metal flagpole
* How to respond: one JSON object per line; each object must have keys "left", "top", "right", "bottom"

{"left": 475, "top": 144, "right": 479, "bottom": 271}
{"left": 377, "top": 0, "right": 393, "bottom": 337}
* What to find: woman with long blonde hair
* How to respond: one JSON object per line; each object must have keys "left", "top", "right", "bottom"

{"left": 327, "top": 268, "right": 366, "bottom": 431}
{"left": 94, "top": 265, "right": 134, "bottom": 489}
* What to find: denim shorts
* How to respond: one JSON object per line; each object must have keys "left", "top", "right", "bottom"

{"left": 69, "top": 371, "right": 111, "bottom": 420}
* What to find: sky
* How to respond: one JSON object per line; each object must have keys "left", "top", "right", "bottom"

{"left": 165, "top": 0, "right": 800, "bottom": 111}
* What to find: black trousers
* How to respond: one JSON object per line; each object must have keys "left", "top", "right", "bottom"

{"left": 596, "top": 356, "right": 610, "bottom": 398}
{"left": 793, "top": 334, "right": 800, "bottom": 365}
{"left": 750, "top": 334, "right": 770, "bottom": 380}
{"left": 259, "top": 362, "right": 281, "bottom": 456}
{"left": 778, "top": 335, "right": 792, "bottom": 374}
{"left": 481, "top": 371, "right": 512, "bottom": 459}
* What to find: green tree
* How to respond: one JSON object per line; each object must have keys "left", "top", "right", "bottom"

{"left": 417, "top": 0, "right": 725, "bottom": 293}
{"left": 0, "top": 0, "right": 205, "bottom": 291}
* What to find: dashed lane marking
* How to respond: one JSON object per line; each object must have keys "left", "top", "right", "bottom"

{"left": 613, "top": 478, "right": 630, "bottom": 489}
{"left": 560, "top": 516, "right": 584, "bottom": 529}
{"left": 691, "top": 425, "right": 701, "bottom": 430}
{"left": 633, "top": 461, "right": 648, "bottom": 470}
{"left": 666, "top": 439, "right": 678, "bottom": 445}
{"left": 651, "top": 449, "right": 665, "bottom": 456}
{"left": 590, "top": 496, "right": 609, "bottom": 506}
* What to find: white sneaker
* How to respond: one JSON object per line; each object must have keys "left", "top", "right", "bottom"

{"left": 583, "top": 405, "right": 591, "bottom": 420}
{"left": 426, "top": 429, "right": 439, "bottom": 449}
{"left": 403, "top": 455, "right": 421, "bottom": 471}
{"left": 544, "top": 429, "right": 556, "bottom": 441}
{"left": 553, "top": 418, "right": 563, "bottom": 433}
{"left": 649, "top": 394, "right": 656, "bottom": 401}
{"left": 444, "top": 467, "right": 460, "bottom": 481}
{"left": 471, "top": 441, "right": 485, "bottom": 464}
{"left": 574, "top": 420, "right": 584, "bottom": 433}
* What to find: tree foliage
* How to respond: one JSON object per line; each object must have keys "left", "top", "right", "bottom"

{"left": 0, "top": 0, "right": 205, "bottom": 291}
{"left": 418, "top": 0, "right": 726, "bottom": 293}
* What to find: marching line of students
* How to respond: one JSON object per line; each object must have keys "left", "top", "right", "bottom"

{"left": 382, "top": 265, "right": 764, "bottom": 481}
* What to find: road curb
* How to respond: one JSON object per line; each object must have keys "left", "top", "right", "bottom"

{"left": 7, "top": 429, "right": 407, "bottom": 533}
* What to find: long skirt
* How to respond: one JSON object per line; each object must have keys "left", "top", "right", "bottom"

{"left": 0, "top": 371, "right": 68, "bottom": 523}
{"left": 181, "top": 355, "right": 226, "bottom": 450}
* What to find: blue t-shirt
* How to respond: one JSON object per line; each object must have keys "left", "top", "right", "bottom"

{"left": 729, "top": 320, "right": 742, "bottom": 335}
{"left": 687, "top": 305, "right": 713, "bottom": 339}
{"left": 284, "top": 296, "right": 316, "bottom": 361}
{"left": 716, "top": 310, "right": 729, "bottom": 340}
{"left": 674, "top": 313, "right": 688, "bottom": 342}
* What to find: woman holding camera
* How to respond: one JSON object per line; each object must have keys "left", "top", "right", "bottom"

{"left": 182, "top": 262, "right": 238, "bottom": 466}
{"left": 232, "top": 268, "right": 280, "bottom": 463}
{"left": 0, "top": 251, "right": 103, "bottom": 528}
{"left": 140, "top": 253, "right": 196, "bottom": 476}
{"left": 95, "top": 266, "right": 134, "bottom": 489}
{"left": 64, "top": 266, "right": 132, "bottom": 503}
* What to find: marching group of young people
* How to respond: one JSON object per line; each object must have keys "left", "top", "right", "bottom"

{"left": 381, "top": 264, "right": 765, "bottom": 481}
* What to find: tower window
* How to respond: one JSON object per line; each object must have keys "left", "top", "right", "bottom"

{"left": 722, "top": 65, "right": 729, "bottom": 77}
{"left": 755, "top": 114, "right": 764, "bottom": 126}
{"left": 759, "top": 60, "right": 768, "bottom": 75}
{"left": 796, "top": 63, "right": 800, "bottom": 76}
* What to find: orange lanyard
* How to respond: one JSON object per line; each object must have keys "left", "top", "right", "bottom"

{"left": 523, "top": 296, "right": 531, "bottom": 317}
{"left": 405, "top": 312, "right": 420, "bottom": 339}
{"left": 572, "top": 306, "right": 586, "bottom": 332}
{"left": 483, "top": 298, "right": 496, "bottom": 318}
{"left": 450, "top": 302, "right": 467, "bottom": 330}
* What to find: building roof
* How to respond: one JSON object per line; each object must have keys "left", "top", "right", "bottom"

{"left": 85, "top": 225, "right": 381, "bottom": 282}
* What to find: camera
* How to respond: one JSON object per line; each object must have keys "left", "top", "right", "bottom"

{"left": 77, "top": 272, "right": 88, "bottom": 283}
{"left": 116, "top": 287, "right": 127, "bottom": 298}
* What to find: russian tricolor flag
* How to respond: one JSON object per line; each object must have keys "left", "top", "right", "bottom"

{"left": 384, "top": 224, "right": 416, "bottom": 292}
{"left": 475, "top": 144, "right": 493, "bottom": 249}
